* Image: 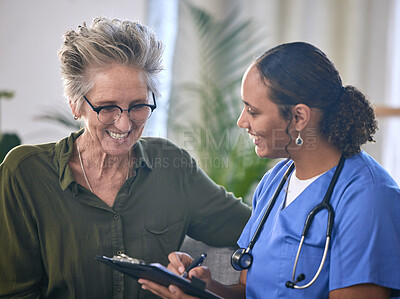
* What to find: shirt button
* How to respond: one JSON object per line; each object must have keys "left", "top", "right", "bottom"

{"left": 116, "top": 250, "right": 123, "bottom": 255}
{"left": 113, "top": 214, "right": 120, "bottom": 220}
{"left": 115, "top": 285, "right": 122, "bottom": 292}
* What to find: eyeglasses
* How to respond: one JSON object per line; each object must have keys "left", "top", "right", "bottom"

{"left": 82, "top": 92, "right": 156, "bottom": 125}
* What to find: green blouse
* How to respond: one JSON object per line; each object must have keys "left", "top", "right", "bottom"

{"left": 0, "top": 130, "right": 251, "bottom": 299}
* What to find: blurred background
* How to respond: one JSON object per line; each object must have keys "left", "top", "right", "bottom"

{"left": 1, "top": 0, "right": 399, "bottom": 202}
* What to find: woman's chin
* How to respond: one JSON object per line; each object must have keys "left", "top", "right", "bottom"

{"left": 255, "top": 146, "right": 268, "bottom": 158}
{"left": 102, "top": 140, "right": 134, "bottom": 155}
{"left": 255, "top": 145, "right": 281, "bottom": 159}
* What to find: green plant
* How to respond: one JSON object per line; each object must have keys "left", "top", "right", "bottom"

{"left": 0, "top": 90, "right": 15, "bottom": 133}
{"left": 0, "top": 133, "right": 21, "bottom": 162}
{"left": 169, "top": 2, "right": 272, "bottom": 203}
{"left": 0, "top": 90, "right": 21, "bottom": 162}
{"left": 35, "top": 107, "right": 82, "bottom": 131}
{"left": 0, "top": 91, "right": 14, "bottom": 99}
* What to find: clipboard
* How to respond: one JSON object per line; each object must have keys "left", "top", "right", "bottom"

{"left": 96, "top": 254, "right": 223, "bottom": 299}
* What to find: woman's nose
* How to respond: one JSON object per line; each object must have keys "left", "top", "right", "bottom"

{"left": 115, "top": 110, "right": 133, "bottom": 131}
{"left": 237, "top": 108, "right": 248, "bottom": 129}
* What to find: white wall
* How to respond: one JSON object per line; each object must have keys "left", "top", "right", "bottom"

{"left": 1, "top": 0, "right": 398, "bottom": 179}
{"left": 171, "top": 0, "right": 397, "bottom": 171}
{"left": 240, "top": 0, "right": 393, "bottom": 165}
{"left": 0, "top": 0, "right": 147, "bottom": 144}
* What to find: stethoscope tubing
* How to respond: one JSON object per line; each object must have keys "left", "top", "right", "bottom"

{"left": 288, "top": 154, "right": 346, "bottom": 288}
{"left": 291, "top": 236, "right": 331, "bottom": 289}
{"left": 247, "top": 161, "right": 295, "bottom": 251}
{"left": 232, "top": 155, "right": 346, "bottom": 289}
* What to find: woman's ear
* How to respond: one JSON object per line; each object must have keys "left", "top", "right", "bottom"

{"left": 292, "top": 104, "right": 311, "bottom": 131}
{"left": 69, "top": 100, "right": 80, "bottom": 119}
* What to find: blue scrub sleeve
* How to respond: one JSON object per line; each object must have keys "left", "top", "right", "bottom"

{"left": 329, "top": 171, "right": 400, "bottom": 295}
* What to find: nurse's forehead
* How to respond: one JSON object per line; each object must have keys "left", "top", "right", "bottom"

{"left": 241, "top": 100, "right": 258, "bottom": 108}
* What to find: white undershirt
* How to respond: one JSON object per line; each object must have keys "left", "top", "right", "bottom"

{"left": 284, "top": 169, "right": 325, "bottom": 208}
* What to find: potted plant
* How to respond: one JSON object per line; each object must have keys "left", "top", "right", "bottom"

{"left": 0, "top": 90, "right": 21, "bottom": 162}
{"left": 169, "top": 2, "right": 271, "bottom": 203}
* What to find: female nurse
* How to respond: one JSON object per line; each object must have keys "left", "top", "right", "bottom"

{"left": 140, "top": 42, "right": 400, "bottom": 299}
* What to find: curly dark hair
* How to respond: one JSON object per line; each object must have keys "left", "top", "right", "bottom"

{"left": 255, "top": 42, "right": 377, "bottom": 157}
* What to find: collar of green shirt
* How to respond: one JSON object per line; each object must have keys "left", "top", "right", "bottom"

{"left": 58, "top": 129, "right": 153, "bottom": 192}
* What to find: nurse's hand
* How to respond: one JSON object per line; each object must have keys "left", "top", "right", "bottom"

{"left": 139, "top": 252, "right": 214, "bottom": 299}
{"left": 139, "top": 279, "right": 200, "bottom": 299}
{"left": 167, "top": 252, "right": 213, "bottom": 287}
{"left": 139, "top": 267, "right": 213, "bottom": 299}
{"left": 139, "top": 266, "right": 213, "bottom": 299}
{"left": 167, "top": 252, "right": 195, "bottom": 276}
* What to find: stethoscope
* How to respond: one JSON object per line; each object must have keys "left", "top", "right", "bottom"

{"left": 231, "top": 154, "right": 346, "bottom": 289}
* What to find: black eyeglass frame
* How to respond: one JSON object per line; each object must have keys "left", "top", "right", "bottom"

{"left": 82, "top": 92, "right": 157, "bottom": 124}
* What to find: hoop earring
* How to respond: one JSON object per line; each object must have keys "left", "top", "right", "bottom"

{"left": 295, "top": 132, "right": 303, "bottom": 146}
{"left": 73, "top": 114, "right": 79, "bottom": 120}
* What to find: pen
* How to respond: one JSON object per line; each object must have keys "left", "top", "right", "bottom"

{"left": 181, "top": 253, "right": 207, "bottom": 278}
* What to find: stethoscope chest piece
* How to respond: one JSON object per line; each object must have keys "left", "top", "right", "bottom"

{"left": 231, "top": 248, "right": 253, "bottom": 271}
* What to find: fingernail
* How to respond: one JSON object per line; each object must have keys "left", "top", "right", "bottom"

{"left": 169, "top": 285, "right": 177, "bottom": 293}
{"left": 178, "top": 266, "right": 185, "bottom": 273}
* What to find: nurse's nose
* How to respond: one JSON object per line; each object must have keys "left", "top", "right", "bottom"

{"left": 237, "top": 108, "right": 249, "bottom": 129}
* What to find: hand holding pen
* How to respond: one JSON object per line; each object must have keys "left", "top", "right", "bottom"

{"left": 181, "top": 253, "right": 207, "bottom": 278}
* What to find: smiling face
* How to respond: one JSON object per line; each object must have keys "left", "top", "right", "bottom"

{"left": 237, "top": 64, "right": 293, "bottom": 159}
{"left": 75, "top": 65, "right": 150, "bottom": 156}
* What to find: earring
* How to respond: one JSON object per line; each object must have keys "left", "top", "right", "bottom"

{"left": 73, "top": 114, "right": 79, "bottom": 120}
{"left": 295, "top": 131, "right": 303, "bottom": 146}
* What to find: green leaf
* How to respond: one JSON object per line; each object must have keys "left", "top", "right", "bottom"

{"left": 0, "top": 90, "right": 15, "bottom": 100}
{"left": 170, "top": 2, "right": 272, "bottom": 202}
{"left": 0, "top": 133, "right": 21, "bottom": 162}
{"left": 34, "top": 107, "right": 82, "bottom": 130}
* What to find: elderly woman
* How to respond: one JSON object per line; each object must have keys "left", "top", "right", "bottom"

{"left": 0, "top": 18, "right": 250, "bottom": 298}
{"left": 141, "top": 42, "right": 400, "bottom": 299}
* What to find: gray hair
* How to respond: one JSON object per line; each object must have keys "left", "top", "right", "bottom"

{"left": 58, "top": 17, "right": 164, "bottom": 111}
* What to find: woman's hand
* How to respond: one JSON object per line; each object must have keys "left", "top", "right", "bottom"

{"left": 167, "top": 252, "right": 194, "bottom": 276}
{"left": 139, "top": 267, "right": 213, "bottom": 299}
{"left": 139, "top": 279, "right": 200, "bottom": 299}
{"left": 167, "top": 251, "right": 213, "bottom": 287}
{"left": 138, "top": 251, "right": 214, "bottom": 298}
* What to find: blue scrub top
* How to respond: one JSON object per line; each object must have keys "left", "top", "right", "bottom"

{"left": 238, "top": 151, "right": 400, "bottom": 298}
